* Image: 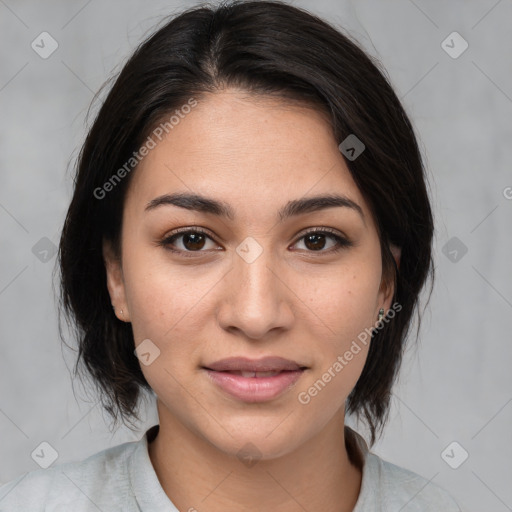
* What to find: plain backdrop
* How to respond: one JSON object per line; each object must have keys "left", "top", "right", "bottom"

{"left": 1, "top": 1, "right": 511, "bottom": 511}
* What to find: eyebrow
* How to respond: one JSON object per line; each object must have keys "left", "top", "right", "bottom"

{"left": 144, "top": 192, "right": 365, "bottom": 223}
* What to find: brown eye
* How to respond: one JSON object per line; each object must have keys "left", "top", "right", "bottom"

{"left": 181, "top": 232, "right": 207, "bottom": 251}
{"left": 293, "top": 228, "right": 353, "bottom": 254}
{"left": 303, "top": 233, "right": 328, "bottom": 251}
{"left": 159, "top": 227, "right": 352, "bottom": 258}
{"left": 159, "top": 228, "right": 220, "bottom": 256}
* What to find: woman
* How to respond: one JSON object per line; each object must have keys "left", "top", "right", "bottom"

{"left": 0, "top": 1, "right": 461, "bottom": 510}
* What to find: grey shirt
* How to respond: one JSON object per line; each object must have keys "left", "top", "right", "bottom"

{"left": 0, "top": 424, "right": 461, "bottom": 511}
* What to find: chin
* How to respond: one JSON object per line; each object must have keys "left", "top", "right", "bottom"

{"left": 198, "top": 415, "right": 310, "bottom": 463}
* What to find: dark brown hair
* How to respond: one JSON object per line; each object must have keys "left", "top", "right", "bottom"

{"left": 56, "top": 0, "right": 434, "bottom": 446}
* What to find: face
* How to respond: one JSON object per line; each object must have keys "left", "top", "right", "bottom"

{"left": 104, "top": 89, "right": 395, "bottom": 460}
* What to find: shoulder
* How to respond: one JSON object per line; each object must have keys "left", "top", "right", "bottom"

{"left": 0, "top": 439, "right": 139, "bottom": 512}
{"left": 365, "top": 452, "right": 461, "bottom": 511}
{"left": 345, "top": 426, "right": 460, "bottom": 512}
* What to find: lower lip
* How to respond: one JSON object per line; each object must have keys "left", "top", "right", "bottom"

{"left": 204, "top": 369, "right": 305, "bottom": 402}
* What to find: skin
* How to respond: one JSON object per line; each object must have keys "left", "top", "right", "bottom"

{"left": 104, "top": 89, "right": 397, "bottom": 512}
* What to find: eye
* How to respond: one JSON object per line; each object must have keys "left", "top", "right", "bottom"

{"left": 158, "top": 226, "right": 353, "bottom": 257}
{"left": 292, "top": 227, "right": 353, "bottom": 254}
{"left": 158, "top": 227, "right": 220, "bottom": 257}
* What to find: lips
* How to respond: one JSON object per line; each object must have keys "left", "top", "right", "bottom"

{"left": 202, "top": 356, "right": 308, "bottom": 402}
{"left": 203, "top": 356, "right": 306, "bottom": 373}
{"left": 222, "top": 370, "right": 283, "bottom": 378}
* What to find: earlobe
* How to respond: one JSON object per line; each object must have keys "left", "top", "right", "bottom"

{"left": 103, "top": 238, "right": 130, "bottom": 322}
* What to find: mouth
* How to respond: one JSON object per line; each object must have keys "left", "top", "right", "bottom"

{"left": 213, "top": 369, "right": 296, "bottom": 378}
{"left": 202, "top": 356, "right": 308, "bottom": 403}
{"left": 203, "top": 355, "right": 308, "bottom": 373}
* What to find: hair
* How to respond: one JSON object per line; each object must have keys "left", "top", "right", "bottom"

{"left": 56, "top": 0, "right": 434, "bottom": 446}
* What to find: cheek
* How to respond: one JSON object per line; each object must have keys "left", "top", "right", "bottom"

{"left": 122, "top": 259, "right": 209, "bottom": 404}
{"left": 121, "top": 246, "right": 224, "bottom": 368}
{"left": 295, "top": 257, "right": 381, "bottom": 405}
{"left": 302, "top": 260, "right": 382, "bottom": 343}
{"left": 296, "top": 273, "right": 376, "bottom": 416}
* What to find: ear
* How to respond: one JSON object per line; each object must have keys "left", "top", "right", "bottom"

{"left": 378, "top": 243, "right": 401, "bottom": 312}
{"left": 103, "top": 237, "right": 130, "bottom": 323}
{"left": 390, "top": 243, "right": 401, "bottom": 271}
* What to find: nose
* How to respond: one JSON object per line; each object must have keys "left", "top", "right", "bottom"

{"left": 216, "top": 242, "right": 294, "bottom": 340}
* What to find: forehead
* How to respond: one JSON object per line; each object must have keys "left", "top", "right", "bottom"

{"left": 124, "top": 90, "right": 371, "bottom": 223}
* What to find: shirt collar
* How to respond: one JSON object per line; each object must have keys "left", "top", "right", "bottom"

{"left": 345, "top": 425, "right": 378, "bottom": 511}
{"left": 129, "top": 424, "right": 179, "bottom": 511}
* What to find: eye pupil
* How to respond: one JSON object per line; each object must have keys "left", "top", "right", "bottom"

{"left": 183, "top": 232, "right": 206, "bottom": 250}
{"left": 304, "top": 233, "right": 326, "bottom": 251}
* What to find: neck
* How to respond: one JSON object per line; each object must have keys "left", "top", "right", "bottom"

{"left": 148, "top": 402, "right": 363, "bottom": 512}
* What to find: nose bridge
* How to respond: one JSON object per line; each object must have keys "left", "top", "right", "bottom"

{"left": 218, "top": 236, "right": 292, "bottom": 338}
{"left": 235, "top": 236, "right": 279, "bottom": 311}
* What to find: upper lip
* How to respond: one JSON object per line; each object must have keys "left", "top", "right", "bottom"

{"left": 203, "top": 356, "right": 307, "bottom": 372}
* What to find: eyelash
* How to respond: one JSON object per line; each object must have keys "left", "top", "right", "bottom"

{"left": 157, "top": 226, "right": 353, "bottom": 258}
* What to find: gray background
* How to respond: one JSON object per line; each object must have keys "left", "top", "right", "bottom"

{"left": 1, "top": 0, "right": 511, "bottom": 510}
